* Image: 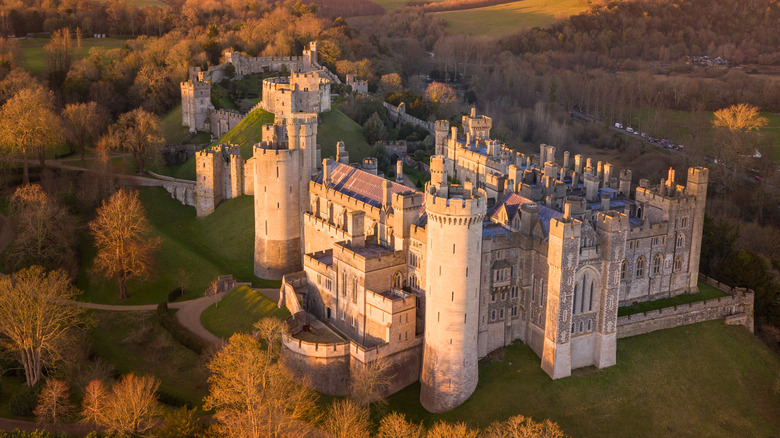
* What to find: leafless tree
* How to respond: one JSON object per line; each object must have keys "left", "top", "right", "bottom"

{"left": 80, "top": 373, "right": 161, "bottom": 435}
{"left": 253, "top": 317, "right": 285, "bottom": 361}
{"left": 34, "top": 379, "right": 73, "bottom": 427}
{"left": 377, "top": 412, "right": 425, "bottom": 438}
{"left": 0, "top": 87, "right": 63, "bottom": 183}
{"left": 484, "top": 414, "right": 567, "bottom": 438}
{"left": 204, "top": 333, "right": 319, "bottom": 438}
{"left": 89, "top": 189, "right": 158, "bottom": 300}
{"left": 102, "top": 108, "right": 165, "bottom": 175}
{"left": 350, "top": 356, "right": 392, "bottom": 406}
{"left": 62, "top": 101, "right": 109, "bottom": 160}
{"left": 0, "top": 266, "right": 83, "bottom": 386}
{"left": 7, "top": 184, "right": 77, "bottom": 274}
{"left": 323, "top": 399, "right": 371, "bottom": 438}
{"left": 426, "top": 420, "right": 481, "bottom": 438}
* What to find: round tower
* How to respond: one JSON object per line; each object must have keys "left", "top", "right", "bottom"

{"left": 434, "top": 120, "right": 449, "bottom": 157}
{"left": 253, "top": 145, "right": 304, "bottom": 279}
{"left": 420, "top": 178, "right": 487, "bottom": 413}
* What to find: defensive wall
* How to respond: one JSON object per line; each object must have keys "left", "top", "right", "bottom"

{"left": 281, "top": 315, "right": 423, "bottom": 396}
{"left": 384, "top": 102, "right": 435, "bottom": 134}
{"left": 136, "top": 171, "right": 197, "bottom": 207}
{"left": 616, "top": 274, "right": 754, "bottom": 338}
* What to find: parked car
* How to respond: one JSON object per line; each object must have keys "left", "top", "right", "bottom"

{"left": 615, "top": 123, "right": 623, "bottom": 129}
{"left": 627, "top": 127, "right": 635, "bottom": 134}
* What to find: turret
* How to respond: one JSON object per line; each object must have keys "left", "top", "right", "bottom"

{"left": 429, "top": 155, "right": 448, "bottom": 198}
{"left": 686, "top": 167, "right": 709, "bottom": 290}
{"left": 435, "top": 120, "right": 449, "bottom": 157}
{"left": 421, "top": 179, "right": 487, "bottom": 413}
{"left": 336, "top": 141, "right": 349, "bottom": 164}
{"left": 396, "top": 160, "right": 404, "bottom": 184}
{"left": 584, "top": 173, "right": 600, "bottom": 202}
{"left": 541, "top": 213, "right": 582, "bottom": 379}
{"left": 362, "top": 157, "right": 378, "bottom": 175}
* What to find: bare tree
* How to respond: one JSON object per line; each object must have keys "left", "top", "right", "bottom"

{"left": 712, "top": 103, "right": 769, "bottom": 186}
{"left": 426, "top": 421, "right": 481, "bottom": 438}
{"left": 205, "top": 279, "right": 219, "bottom": 307}
{"left": 350, "top": 356, "right": 392, "bottom": 406}
{"left": 62, "top": 101, "right": 109, "bottom": 160}
{"left": 253, "top": 317, "right": 285, "bottom": 361}
{"left": 484, "top": 415, "right": 567, "bottom": 438}
{"left": 102, "top": 108, "right": 164, "bottom": 175}
{"left": 377, "top": 412, "right": 425, "bottom": 438}
{"left": 0, "top": 87, "right": 63, "bottom": 183}
{"left": 34, "top": 379, "right": 73, "bottom": 427}
{"left": 45, "top": 28, "right": 72, "bottom": 88}
{"left": 0, "top": 266, "right": 83, "bottom": 386}
{"left": 204, "top": 333, "right": 319, "bottom": 438}
{"left": 89, "top": 189, "right": 157, "bottom": 300}
{"left": 80, "top": 374, "right": 160, "bottom": 435}
{"left": 424, "top": 82, "right": 456, "bottom": 104}
{"left": 81, "top": 380, "right": 109, "bottom": 425}
{"left": 323, "top": 399, "right": 371, "bottom": 438}
{"left": 7, "top": 184, "right": 77, "bottom": 274}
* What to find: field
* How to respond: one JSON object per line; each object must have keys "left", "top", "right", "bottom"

{"left": 201, "top": 286, "right": 290, "bottom": 339}
{"left": 77, "top": 187, "right": 279, "bottom": 305}
{"left": 319, "top": 108, "right": 374, "bottom": 162}
{"left": 434, "top": 0, "right": 590, "bottom": 38}
{"left": 385, "top": 320, "right": 780, "bottom": 437}
{"left": 625, "top": 108, "right": 780, "bottom": 162}
{"left": 19, "top": 37, "right": 131, "bottom": 77}
{"left": 160, "top": 104, "right": 211, "bottom": 145}
{"left": 89, "top": 310, "right": 208, "bottom": 407}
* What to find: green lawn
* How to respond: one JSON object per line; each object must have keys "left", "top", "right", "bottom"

{"left": 212, "top": 108, "right": 275, "bottom": 159}
{"left": 19, "top": 37, "right": 130, "bottom": 77}
{"left": 88, "top": 310, "right": 208, "bottom": 407}
{"left": 435, "top": 0, "right": 590, "bottom": 38}
{"left": 319, "top": 108, "right": 373, "bottom": 163}
{"left": 617, "top": 281, "right": 729, "bottom": 317}
{"left": 77, "top": 187, "right": 280, "bottom": 305}
{"left": 384, "top": 320, "right": 780, "bottom": 436}
{"left": 201, "top": 285, "right": 290, "bottom": 339}
{"left": 627, "top": 108, "right": 780, "bottom": 162}
{"left": 403, "top": 163, "right": 430, "bottom": 189}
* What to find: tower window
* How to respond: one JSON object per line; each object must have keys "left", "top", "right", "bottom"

{"left": 653, "top": 254, "right": 662, "bottom": 275}
{"left": 620, "top": 260, "right": 627, "bottom": 281}
{"left": 674, "top": 256, "right": 684, "bottom": 272}
{"left": 676, "top": 234, "right": 685, "bottom": 248}
{"left": 636, "top": 257, "right": 646, "bottom": 278}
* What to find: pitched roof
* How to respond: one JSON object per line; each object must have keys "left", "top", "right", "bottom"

{"left": 489, "top": 192, "right": 563, "bottom": 237}
{"left": 318, "top": 161, "right": 421, "bottom": 212}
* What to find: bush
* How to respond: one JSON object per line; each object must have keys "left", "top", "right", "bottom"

{"left": 168, "top": 287, "right": 183, "bottom": 302}
{"left": 157, "top": 389, "right": 192, "bottom": 408}
{"left": 9, "top": 385, "right": 40, "bottom": 417}
{"left": 156, "top": 303, "right": 208, "bottom": 354}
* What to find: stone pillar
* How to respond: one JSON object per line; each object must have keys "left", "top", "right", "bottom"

{"left": 603, "top": 163, "right": 613, "bottom": 188}
{"left": 563, "top": 151, "right": 570, "bottom": 171}
{"left": 574, "top": 154, "right": 583, "bottom": 175}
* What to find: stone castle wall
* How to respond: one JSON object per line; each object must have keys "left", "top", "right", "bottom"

{"left": 616, "top": 275, "right": 754, "bottom": 338}
{"left": 384, "top": 102, "right": 435, "bottom": 134}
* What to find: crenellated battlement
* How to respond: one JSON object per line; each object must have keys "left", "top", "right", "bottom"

{"left": 425, "top": 185, "right": 487, "bottom": 219}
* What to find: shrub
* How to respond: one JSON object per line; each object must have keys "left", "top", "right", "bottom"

{"left": 167, "top": 287, "right": 183, "bottom": 302}
{"left": 156, "top": 303, "right": 208, "bottom": 354}
{"left": 9, "top": 385, "right": 40, "bottom": 417}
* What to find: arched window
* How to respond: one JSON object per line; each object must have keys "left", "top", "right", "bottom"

{"left": 653, "top": 254, "right": 662, "bottom": 275}
{"left": 392, "top": 272, "right": 402, "bottom": 289}
{"left": 620, "top": 260, "right": 627, "bottom": 281}
{"left": 676, "top": 234, "right": 685, "bottom": 248}
{"left": 490, "top": 310, "right": 496, "bottom": 321}
{"left": 674, "top": 256, "right": 684, "bottom": 272}
{"left": 636, "top": 257, "right": 645, "bottom": 278}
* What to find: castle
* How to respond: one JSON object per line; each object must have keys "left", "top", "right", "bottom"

{"left": 180, "top": 42, "right": 333, "bottom": 138}
{"left": 193, "top": 100, "right": 713, "bottom": 412}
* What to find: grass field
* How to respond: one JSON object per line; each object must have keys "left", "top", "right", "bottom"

{"left": 212, "top": 108, "right": 275, "bottom": 159}
{"left": 617, "top": 281, "right": 728, "bottom": 317}
{"left": 160, "top": 105, "right": 211, "bottom": 145}
{"left": 384, "top": 320, "right": 780, "bottom": 436}
{"left": 319, "top": 108, "right": 373, "bottom": 162}
{"left": 201, "top": 286, "right": 290, "bottom": 339}
{"left": 627, "top": 108, "right": 780, "bottom": 162}
{"left": 434, "top": 0, "right": 590, "bottom": 38}
{"left": 19, "top": 37, "right": 130, "bottom": 77}
{"left": 89, "top": 310, "right": 208, "bottom": 407}
{"left": 77, "top": 187, "right": 279, "bottom": 305}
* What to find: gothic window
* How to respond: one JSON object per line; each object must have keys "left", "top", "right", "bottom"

{"left": 499, "top": 309, "right": 504, "bottom": 319}
{"left": 490, "top": 310, "right": 496, "bottom": 321}
{"left": 636, "top": 257, "right": 645, "bottom": 278}
{"left": 620, "top": 260, "right": 627, "bottom": 281}
{"left": 573, "top": 282, "right": 579, "bottom": 314}
{"left": 653, "top": 254, "right": 662, "bottom": 275}
{"left": 676, "top": 234, "right": 685, "bottom": 249}
{"left": 512, "top": 306, "right": 518, "bottom": 317}
{"left": 392, "top": 272, "right": 402, "bottom": 289}
{"left": 588, "top": 281, "right": 594, "bottom": 312}
{"left": 674, "top": 256, "right": 684, "bottom": 272}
